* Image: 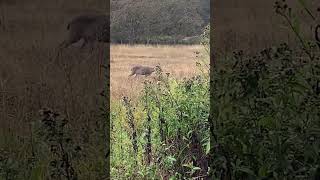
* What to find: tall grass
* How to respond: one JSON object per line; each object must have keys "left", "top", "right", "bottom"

{"left": 111, "top": 26, "right": 210, "bottom": 179}
{"left": 0, "top": 1, "right": 109, "bottom": 179}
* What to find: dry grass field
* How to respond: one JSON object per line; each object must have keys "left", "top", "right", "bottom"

{"left": 0, "top": 0, "right": 108, "bottom": 137}
{"left": 110, "top": 44, "right": 206, "bottom": 100}
{"left": 0, "top": 1, "right": 109, "bottom": 178}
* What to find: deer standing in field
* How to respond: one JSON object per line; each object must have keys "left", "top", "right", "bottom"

{"left": 129, "top": 65, "right": 161, "bottom": 78}
{"left": 58, "top": 13, "right": 109, "bottom": 79}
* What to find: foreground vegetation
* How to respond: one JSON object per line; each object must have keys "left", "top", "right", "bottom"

{"left": 209, "top": 1, "right": 320, "bottom": 179}
{"left": 111, "top": 66, "right": 209, "bottom": 179}
{"left": 111, "top": 27, "right": 210, "bottom": 179}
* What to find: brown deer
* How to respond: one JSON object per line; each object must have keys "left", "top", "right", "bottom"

{"left": 59, "top": 13, "right": 109, "bottom": 49}
{"left": 129, "top": 65, "right": 161, "bottom": 78}
{"left": 58, "top": 13, "right": 109, "bottom": 79}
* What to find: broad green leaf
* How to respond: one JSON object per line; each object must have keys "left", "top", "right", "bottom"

{"left": 237, "top": 166, "right": 256, "bottom": 176}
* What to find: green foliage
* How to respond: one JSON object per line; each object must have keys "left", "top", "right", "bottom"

{"left": 211, "top": 45, "right": 320, "bottom": 179}
{"left": 111, "top": 17, "right": 211, "bottom": 179}
{"left": 111, "top": 56, "right": 210, "bottom": 179}
{"left": 209, "top": 1, "right": 320, "bottom": 179}
{"left": 35, "top": 109, "right": 78, "bottom": 179}
{"left": 0, "top": 149, "right": 19, "bottom": 180}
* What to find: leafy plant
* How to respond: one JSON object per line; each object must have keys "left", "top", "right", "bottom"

{"left": 209, "top": 1, "right": 320, "bottom": 179}
{"left": 111, "top": 35, "right": 210, "bottom": 179}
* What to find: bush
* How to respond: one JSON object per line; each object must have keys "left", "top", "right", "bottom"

{"left": 209, "top": 1, "right": 320, "bottom": 179}
{"left": 111, "top": 66, "right": 210, "bottom": 179}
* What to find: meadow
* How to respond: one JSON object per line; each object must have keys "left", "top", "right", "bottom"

{"left": 0, "top": 1, "right": 109, "bottom": 179}
{"left": 110, "top": 44, "right": 205, "bottom": 99}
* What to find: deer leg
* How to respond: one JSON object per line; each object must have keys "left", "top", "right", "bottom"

{"left": 128, "top": 71, "right": 135, "bottom": 77}
{"left": 58, "top": 40, "right": 68, "bottom": 49}
{"left": 59, "top": 33, "right": 81, "bottom": 50}
{"left": 80, "top": 39, "right": 88, "bottom": 49}
{"left": 128, "top": 72, "right": 134, "bottom": 80}
{"left": 133, "top": 74, "right": 138, "bottom": 79}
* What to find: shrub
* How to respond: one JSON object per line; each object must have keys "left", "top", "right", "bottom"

{"left": 209, "top": 1, "right": 320, "bottom": 179}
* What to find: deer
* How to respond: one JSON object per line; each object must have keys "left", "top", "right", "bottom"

{"left": 59, "top": 13, "right": 109, "bottom": 49}
{"left": 58, "top": 13, "right": 109, "bottom": 79}
{"left": 129, "top": 65, "right": 161, "bottom": 78}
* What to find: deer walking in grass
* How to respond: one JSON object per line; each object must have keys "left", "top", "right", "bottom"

{"left": 58, "top": 13, "right": 109, "bottom": 79}
{"left": 59, "top": 13, "right": 109, "bottom": 49}
{"left": 129, "top": 65, "right": 161, "bottom": 78}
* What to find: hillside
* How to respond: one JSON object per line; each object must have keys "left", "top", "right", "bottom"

{"left": 110, "top": 0, "right": 210, "bottom": 44}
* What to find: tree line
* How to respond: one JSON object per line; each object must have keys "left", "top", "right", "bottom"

{"left": 110, "top": 0, "right": 210, "bottom": 44}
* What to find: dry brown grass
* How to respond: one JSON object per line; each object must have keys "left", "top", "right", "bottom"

{"left": 0, "top": 2, "right": 109, "bottom": 178}
{"left": 0, "top": 0, "right": 107, "bottom": 140}
{"left": 110, "top": 44, "right": 205, "bottom": 100}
